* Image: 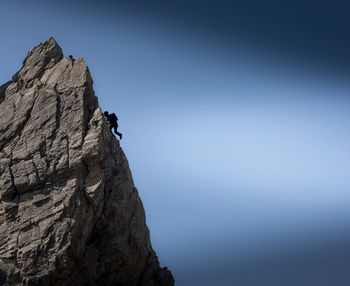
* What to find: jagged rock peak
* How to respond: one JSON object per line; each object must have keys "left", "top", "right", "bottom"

{"left": 0, "top": 38, "right": 174, "bottom": 286}
{"left": 13, "top": 37, "right": 63, "bottom": 83}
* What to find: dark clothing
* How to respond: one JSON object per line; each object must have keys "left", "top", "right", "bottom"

{"left": 109, "top": 113, "right": 118, "bottom": 125}
{"left": 110, "top": 125, "right": 122, "bottom": 139}
{"left": 104, "top": 111, "right": 122, "bottom": 140}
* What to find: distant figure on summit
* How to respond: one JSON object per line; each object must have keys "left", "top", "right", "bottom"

{"left": 68, "top": 55, "right": 75, "bottom": 62}
{"left": 104, "top": 111, "right": 122, "bottom": 140}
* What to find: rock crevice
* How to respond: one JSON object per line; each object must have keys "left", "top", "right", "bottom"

{"left": 0, "top": 38, "right": 174, "bottom": 286}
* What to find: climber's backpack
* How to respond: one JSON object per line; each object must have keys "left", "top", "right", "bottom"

{"left": 110, "top": 113, "right": 118, "bottom": 125}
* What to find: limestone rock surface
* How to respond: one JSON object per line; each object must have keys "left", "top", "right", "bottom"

{"left": 0, "top": 38, "right": 174, "bottom": 286}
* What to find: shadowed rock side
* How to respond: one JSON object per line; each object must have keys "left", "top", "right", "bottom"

{"left": 0, "top": 38, "right": 174, "bottom": 286}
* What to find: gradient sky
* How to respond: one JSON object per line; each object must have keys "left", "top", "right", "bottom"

{"left": 1, "top": 1, "right": 350, "bottom": 285}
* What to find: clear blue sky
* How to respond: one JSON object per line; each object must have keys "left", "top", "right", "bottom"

{"left": 1, "top": 1, "right": 350, "bottom": 285}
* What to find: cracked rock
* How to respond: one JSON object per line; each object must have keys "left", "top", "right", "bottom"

{"left": 0, "top": 38, "right": 174, "bottom": 286}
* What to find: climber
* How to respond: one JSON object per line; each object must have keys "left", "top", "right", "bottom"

{"left": 68, "top": 55, "right": 75, "bottom": 62}
{"left": 104, "top": 111, "right": 122, "bottom": 140}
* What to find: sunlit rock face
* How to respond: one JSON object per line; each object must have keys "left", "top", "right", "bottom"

{"left": 0, "top": 38, "right": 174, "bottom": 286}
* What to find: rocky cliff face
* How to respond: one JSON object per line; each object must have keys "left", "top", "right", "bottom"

{"left": 0, "top": 38, "right": 174, "bottom": 286}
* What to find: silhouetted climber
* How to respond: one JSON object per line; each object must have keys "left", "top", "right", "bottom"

{"left": 68, "top": 55, "right": 75, "bottom": 62}
{"left": 104, "top": 111, "right": 122, "bottom": 140}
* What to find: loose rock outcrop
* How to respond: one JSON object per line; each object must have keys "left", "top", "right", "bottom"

{"left": 0, "top": 38, "right": 174, "bottom": 286}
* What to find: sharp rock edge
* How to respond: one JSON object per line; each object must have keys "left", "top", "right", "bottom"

{"left": 0, "top": 38, "right": 174, "bottom": 286}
